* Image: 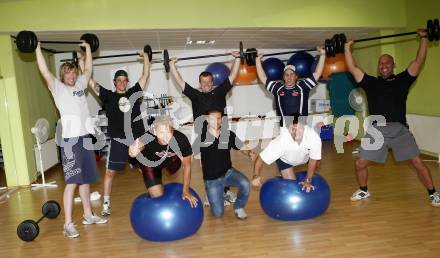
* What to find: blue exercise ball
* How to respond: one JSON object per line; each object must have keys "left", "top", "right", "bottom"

{"left": 130, "top": 183, "right": 204, "bottom": 241}
{"left": 262, "top": 58, "right": 285, "bottom": 81}
{"left": 287, "top": 52, "right": 315, "bottom": 78}
{"left": 259, "top": 171, "right": 330, "bottom": 221}
{"left": 205, "top": 62, "right": 230, "bottom": 86}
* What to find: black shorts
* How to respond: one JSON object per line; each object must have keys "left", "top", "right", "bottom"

{"left": 106, "top": 138, "right": 139, "bottom": 171}
{"left": 140, "top": 156, "right": 181, "bottom": 188}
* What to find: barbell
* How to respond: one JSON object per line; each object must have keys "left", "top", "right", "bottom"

{"left": 161, "top": 42, "right": 245, "bottom": 73}
{"left": 325, "top": 18, "right": 439, "bottom": 57}
{"left": 16, "top": 200, "right": 61, "bottom": 241}
{"left": 53, "top": 18, "right": 439, "bottom": 72}
{"left": 15, "top": 30, "right": 100, "bottom": 53}
{"left": 160, "top": 41, "right": 319, "bottom": 72}
{"left": 60, "top": 45, "right": 158, "bottom": 63}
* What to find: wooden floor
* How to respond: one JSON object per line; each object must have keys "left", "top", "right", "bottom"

{"left": 1, "top": 141, "right": 440, "bottom": 257}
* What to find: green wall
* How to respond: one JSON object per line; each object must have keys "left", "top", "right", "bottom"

{"left": 12, "top": 39, "right": 59, "bottom": 180}
{"left": 0, "top": 36, "right": 58, "bottom": 186}
{"left": 400, "top": 0, "right": 440, "bottom": 115}
{"left": 0, "top": 36, "right": 30, "bottom": 186}
{"left": 0, "top": 0, "right": 406, "bottom": 31}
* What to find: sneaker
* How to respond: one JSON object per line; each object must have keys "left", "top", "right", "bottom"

{"left": 101, "top": 201, "right": 111, "bottom": 216}
{"left": 430, "top": 192, "right": 440, "bottom": 207}
{"left": 203, "top": 197, "right": 210, "bottom": 207}
{"left": 63, "top": 223, "right": 79, "bottom": 238}
{"left": 224, "top": 190, "right": 237, "bottom": 203}
{"left": 350, "top": 189, "right": 370, "bottom": 201}
{"left": 234, "top": 208, "right": 248, "bottom": 220}
{"left": 203, "top": 196, "right": 230, "bottom": 207}
{"left": 82, "top": 213, "right": 108, "bottom": 225}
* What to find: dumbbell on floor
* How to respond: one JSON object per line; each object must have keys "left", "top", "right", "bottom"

{"left": 17, "top": 200, "right": 61, "bottom": 242}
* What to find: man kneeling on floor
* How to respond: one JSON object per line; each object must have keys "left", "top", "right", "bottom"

{"left": 193, "top": 109, "right": 256, "bottom": 219}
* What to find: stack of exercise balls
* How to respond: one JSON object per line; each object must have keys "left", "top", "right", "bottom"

{"left": 204, "top": 50, "right": 347, "bottom": 84}
{"left": 287, "top": 52, "right": 315, "bottom": 78}
{"left": 259, "top": 171, "right": 330, "bottom": 221}
{"left": 205, "top": 62, "right": 230, "bottom": 86}
{"left": 130, "top": 183, "right": 204, "bottom": 241}
{"left": 322, "top": 53, "right": 348, "bottom": 80}
{"left": 234, "top": 55, "right": 257, "bottom": 85}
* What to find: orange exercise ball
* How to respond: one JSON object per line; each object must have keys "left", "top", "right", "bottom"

{"left": 233, "top": 60, "right": 257, "bottom": 85}
{"left": 322, "top": 53, "right": 348, "bottom": 81}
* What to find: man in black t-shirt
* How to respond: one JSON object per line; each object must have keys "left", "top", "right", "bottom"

{"left": 169, "top": 51, "right": 241, "bottom": 205}
{"left": 86, "top": 50, "right": 151, "bottom": 216}
{"left": 193, "top": 109, "right": 256, "bottom": 219}
{"left": 169, "top": 51, "right": 240, "bottom": 121}
{"left": 344, "top": 29, "right": 440, "bottom": 207}
{"left": 128, "top": 115, "right": 198, "bottom": 208}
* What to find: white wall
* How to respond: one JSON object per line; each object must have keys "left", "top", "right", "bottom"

{"left": 54, "top": 48, "right": 327, "bottom": 119}
{"left": 406, "top": 114, "right": 440, "bottom": 156}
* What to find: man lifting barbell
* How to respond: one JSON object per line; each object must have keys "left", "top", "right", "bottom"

{"left": 168, "top": 49, "right": 242, "bottom": 206}
{"left": 255, "top": 46, "right": 326, "bottom": 127}
{"left": 35, "top": 40, "right": 108, "bottom": 238}
{"left": 344, "top": 26, "right": 440, "bottom": 207}
{"left": 79, "top": 47, "right": 152, "bottom": 217}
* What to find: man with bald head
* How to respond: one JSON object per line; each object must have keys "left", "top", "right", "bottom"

{"left": 344, "top": 29, "right": 440, "bottom": 207}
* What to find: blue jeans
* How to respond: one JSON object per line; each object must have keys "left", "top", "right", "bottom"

{"left": 204, "top": 168, "right": 250, "bottom": 217}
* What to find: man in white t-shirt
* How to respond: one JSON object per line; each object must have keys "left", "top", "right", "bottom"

{"left": 252, "top": 114, "right": 322, "bottom": 192}
{"left": 36, "top": 41, "right": 107, "bottom": 239}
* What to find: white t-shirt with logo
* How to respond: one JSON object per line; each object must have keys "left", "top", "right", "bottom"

{"left": 50, "top": 75, "right": 93, "bottom": 138}
{"left": 260, "top": 125, "right": 322, "bottom": 166}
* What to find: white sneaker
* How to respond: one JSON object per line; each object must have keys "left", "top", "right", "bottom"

{"left": 82, "top": 213, "right": 108, "bottom": 225}
{"left": 234, "top": 208, "right": 248, "bottom": 220}
{"left": 430, "top": 192, "right": 440, "bottom": 207}
{"left": 224, "top": 190, "right": 237, "bottom": 203}
{"left": 203, "top": 197, "right": 210, "bottom": 207}
{"left": 101, "top": 201, "right": 111, "bottom": 216}
{"left": 63, "top": 223, "right": 79, "bottom": 238}
{"left": 203, "top": 196, "right": 230, "bottom": 207}
{"left": 350, "top": 189, "right": 370, "bottom": 201}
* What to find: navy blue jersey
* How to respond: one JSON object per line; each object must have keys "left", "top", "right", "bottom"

{"left": 266, "top": 77, "right": 317, "bottom": 126}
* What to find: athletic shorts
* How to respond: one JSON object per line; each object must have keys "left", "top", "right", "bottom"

{"left": 60, "top": 135, "right": 100, "bottom": 184}
{"left": 140, "top": 155, "right": 181, "bottom": 188}
{"left": 106, "top": 138, "right": 139, "bottom": 171}
{"left": 275, "top": 158, "right": 293, "bottom": 171}
{"left": 359, "top": 122, "right": 420, "bottom": 163}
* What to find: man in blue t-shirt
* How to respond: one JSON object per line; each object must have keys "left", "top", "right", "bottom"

{"left": 255, "top": 47, "right": 326, "bottom": 126}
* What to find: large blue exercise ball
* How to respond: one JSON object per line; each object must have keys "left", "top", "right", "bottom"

{"left": 205, "top": 62, "right": 230, "bottom": 86}
{"left": 262, "top": 58, "right": 285, "bottom": 81}
{"left": 259, "top": 171, "right": 330, "bottom": 221}
{"left": 130, "top": 183, "right": 204, "bottom": 241}
{"left": 287, "top": 52, "right": 315, "bottom": 78}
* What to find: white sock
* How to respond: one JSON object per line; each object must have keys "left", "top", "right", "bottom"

{"left": 103, "top": 196, "right": 110, "bottom": 203}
